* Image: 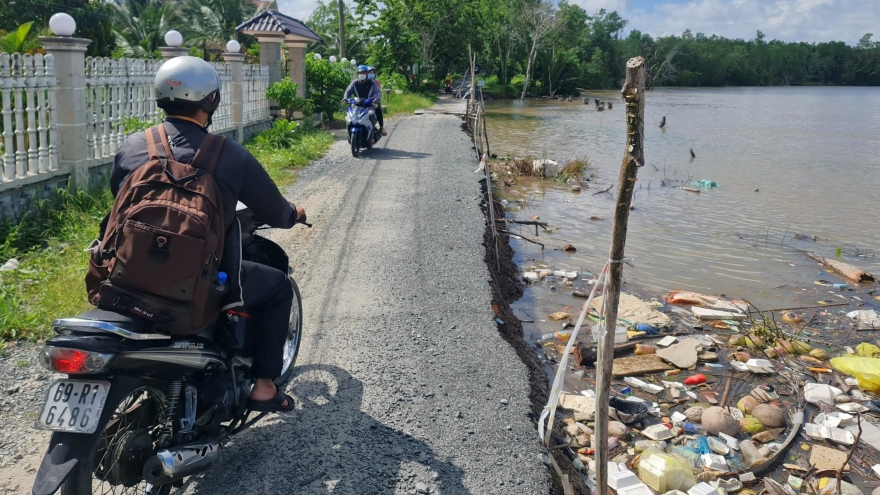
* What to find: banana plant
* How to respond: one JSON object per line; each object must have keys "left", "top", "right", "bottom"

{"left": 0, "top": 22, "right": 42, "bottom": 55}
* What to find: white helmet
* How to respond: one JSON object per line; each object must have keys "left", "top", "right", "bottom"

{"left": 154, "top": 56, "right": 222, "bottom": 116}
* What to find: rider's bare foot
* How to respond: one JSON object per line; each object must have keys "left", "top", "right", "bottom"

{"left": 249, "top": 379, "right": 289, "bottom": 406}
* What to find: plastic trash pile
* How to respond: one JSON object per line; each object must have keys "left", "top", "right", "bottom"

{"left": 537, "top": 288, "right": 880, "bottom": 495}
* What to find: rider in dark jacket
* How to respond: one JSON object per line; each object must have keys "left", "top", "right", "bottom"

{"left": 342, "top": 65, "right": 381, "bottom": 130}
{"left": 110, "top": 56, "right": 303, "bottom": 412}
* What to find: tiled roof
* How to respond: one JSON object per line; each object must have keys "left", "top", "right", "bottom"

{"left": 236, "top": 11, "right": 322, "bottom": 41}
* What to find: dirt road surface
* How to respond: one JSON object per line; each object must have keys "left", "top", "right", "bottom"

{"left": 0, "top": 109, "right": 550, "bottom": 494}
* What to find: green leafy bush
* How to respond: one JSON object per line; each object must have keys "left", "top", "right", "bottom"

{"left": 305, "top": 56, "right": 352, "bottom": 122}
{"left": 385, "top": 72, "right": 410, "bottom": 92}
{"left": 266, "top": 77, "right": 310, "bottom": 118}
{"left": 120, "top": 111, "right": 166, "bottom": 135}
{"left": 0, "top": 22, "right": 41, "bottom": 54}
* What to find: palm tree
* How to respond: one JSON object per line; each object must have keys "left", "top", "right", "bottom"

{"left": 111, "top": 0, "right": 178, "bottom": 58}
{"left": 178, "top": 0, "right": 259, "bottom": 52}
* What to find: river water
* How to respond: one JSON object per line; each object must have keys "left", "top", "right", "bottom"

{"left": 486, "top": 87, "right": 880, "bottom": 314}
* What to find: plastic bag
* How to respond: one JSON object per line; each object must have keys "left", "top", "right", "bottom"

{"left": 856, "top": 343, "right": 880, "bottom": 358}
{"left": 817, "top": 478, "right": 863, "bottom": 495}
{"left": 831, "top": 356, "right": 880, "bottom": 393}
{"left": 638, "top": 448, "right": 697, "bottom": 492}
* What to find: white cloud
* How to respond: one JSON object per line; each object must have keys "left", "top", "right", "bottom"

{"left": 569, "top": 0, "right": 878, "bottom": 44}
{"left": 276, "top": 0, "right": 322, "bottom": 22}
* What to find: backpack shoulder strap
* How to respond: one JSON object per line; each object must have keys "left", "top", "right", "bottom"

{"left": 150, "top": 124, "right": 175, "bottom": 161}
{"left": 191, "top": 133, "right": 227, "bottom": 175}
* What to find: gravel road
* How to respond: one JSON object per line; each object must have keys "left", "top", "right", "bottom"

{"left": 0, "top": 111, "right": 551, "bottom": 494}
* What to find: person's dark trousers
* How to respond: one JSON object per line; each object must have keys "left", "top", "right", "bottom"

{"left": 376, "top": 106, "right": 384, "bottom": 128}
{"left": 240, "top": 260, "right": 292, "bottom": 379}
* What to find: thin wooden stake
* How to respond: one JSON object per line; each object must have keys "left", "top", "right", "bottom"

{"left": 594, "top": 56, "right": 646, "bottom": 495}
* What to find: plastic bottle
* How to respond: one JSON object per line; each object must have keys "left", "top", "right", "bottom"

{"left": 740, "top": 440, "right": 768, "bottom": 468}
{"left": 673, "top": 420, "right": 706, "bottom": 435}
{"left": 214, "top": 272, "right": 228, "bottom": 292}
{"left": 539, "top": 330, "right": 571, "bottom": 343}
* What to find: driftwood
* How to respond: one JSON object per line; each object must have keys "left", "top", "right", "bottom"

{"left": 592, "top": 184, "right": 614, "bottom": 196}
{"left": 508, "top": 219, "right": 550, "bottom": 236}
{"left": 500, "top": 229, "right": 545, "bottom": 249}
{"left": 808, "top": 253, "right": 875, "bottom": 282}
{"left": 679, "top": 186, "right": 700, "bottom": 194}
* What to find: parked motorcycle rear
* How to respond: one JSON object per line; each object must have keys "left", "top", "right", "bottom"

{"left": 30, "top": 204, "right": 304, "bottom": 495}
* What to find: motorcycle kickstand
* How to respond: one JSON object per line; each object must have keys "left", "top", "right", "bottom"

{"left": 231, "top": 409, "right": 269, "bottom": 435}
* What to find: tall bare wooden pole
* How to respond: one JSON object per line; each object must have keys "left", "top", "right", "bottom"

{"left": 594, "top": 56, "right": 646, "bottom": 495}
{"left": 337, "top": 0, "right": 346, "bottom": 59}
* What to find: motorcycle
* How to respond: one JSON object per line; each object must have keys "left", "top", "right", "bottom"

{"left": 444, "top": 82, "right": 453, "bottom": 94}
{"left": 345, "top": 97, "right": 381, "bottom": 157}
{"left": 30, "top": 203, "right": 306, "bottom": 495}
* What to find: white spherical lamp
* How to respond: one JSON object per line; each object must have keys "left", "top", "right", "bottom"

{"left": 314, "top": 53, "right": 322, "bottom": 60}
{"left": 164, "top": 30, "right": 183, "bottom": 48}
{"left": 49, "top": 13, "right": 76, "bottom": 37}
{"left": 341, "top": 57, "right": 348, "bottom": 64}
{"left": 350, "top": 59, "right": 357, "bottom": 66}
{"left": 226, "top": 39, "right": 241, "bottom": 53}
{"left": 329, "top": 56, "right": 337, "bottom": 63}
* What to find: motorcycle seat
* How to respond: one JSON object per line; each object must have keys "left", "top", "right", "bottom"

{"left": 74, "top": 308, "right": 153, "bottom": 332}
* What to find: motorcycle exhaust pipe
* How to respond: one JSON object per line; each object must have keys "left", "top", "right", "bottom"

{"left": 142, "top": 440, "right": 219, "bottom": 485}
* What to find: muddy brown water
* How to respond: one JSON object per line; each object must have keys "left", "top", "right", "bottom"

{"left": 486, "top": 88, "right": 880, "bottom": 491}
{"left": 486, "top": 87, "right": 880, "bottom": 309}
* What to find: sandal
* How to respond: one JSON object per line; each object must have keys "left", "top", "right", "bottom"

{"left": 248, "top": 391, "right": 295, "bottom": 413}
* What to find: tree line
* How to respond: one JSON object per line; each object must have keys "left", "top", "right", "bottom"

{"left": 3, "top": 0, "right": 878, "bottom": 94}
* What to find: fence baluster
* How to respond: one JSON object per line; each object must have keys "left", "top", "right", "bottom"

{"left": 45, "top": 54, "right": 58, "bottom": 171}
{"left": 12, "top": 54, "right": 27, "bottom": 179}
{"left": 1, "top": 54, "right": 13, "bottom": 182}
{"left": 23, "top": 54, "right": 39, "bottom": 175}
{"left": 35, "top": 54, "right": 49, "bottom": 173}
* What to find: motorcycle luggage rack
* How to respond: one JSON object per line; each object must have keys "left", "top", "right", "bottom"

{"left": 52, "top": 318, "right": 171, "bottom": 341}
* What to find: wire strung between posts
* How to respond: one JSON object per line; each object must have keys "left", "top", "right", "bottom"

{"left": 538, "top": 261, "right": 610, "bottom": 445}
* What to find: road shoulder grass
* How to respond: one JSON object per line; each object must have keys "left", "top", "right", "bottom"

{"left": 0, "top": 123, "right": 334, "bottom": 344}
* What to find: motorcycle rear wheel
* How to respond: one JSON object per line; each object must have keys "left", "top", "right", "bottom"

{"left": 61, "top": 387, "right": 170, "bottom": 495}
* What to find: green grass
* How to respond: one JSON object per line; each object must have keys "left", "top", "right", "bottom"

{"left": 0, "top": 187, "right": 113, "bottom": 343}
{"left": 0, "top": 123, "right": 335, "bottom": 344}
{"left": 246, "top": 126, "right": 335, "bottom": 187}
{"left": 384, "top": 93, "right": 437, "bottom": 116}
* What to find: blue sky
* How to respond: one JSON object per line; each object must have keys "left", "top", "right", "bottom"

{"left": 277, "top": 0, "right": 879, "bottom": 45}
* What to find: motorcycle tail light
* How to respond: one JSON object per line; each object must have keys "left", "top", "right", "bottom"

{"left": 40, "top": 346, "right": 113, "bottom": 374}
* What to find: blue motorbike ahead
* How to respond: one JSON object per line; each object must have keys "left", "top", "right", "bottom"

{"left": 345, "top": 97, "right": 381, "bottom": 157}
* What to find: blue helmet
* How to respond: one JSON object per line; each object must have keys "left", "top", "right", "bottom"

{"left": 357, "top": 65, "right": 369, "bottom": 73}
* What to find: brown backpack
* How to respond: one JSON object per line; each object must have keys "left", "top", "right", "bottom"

{"left": 86, "top": 124, "right": 228, "bottom": 335}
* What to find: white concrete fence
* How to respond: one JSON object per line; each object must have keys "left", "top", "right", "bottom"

{"left": 0, "top": 36, "right": 272, "bottom": 209}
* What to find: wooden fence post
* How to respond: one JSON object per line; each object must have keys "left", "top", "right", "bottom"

{"left": 594, "top": 56, "right": 645, "bottom": 495}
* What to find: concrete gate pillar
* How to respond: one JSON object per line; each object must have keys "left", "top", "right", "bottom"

{"left": 39, "top": 36, "right": 91, "bottom": 189}
{"left": 258, "top": 34, "right": 285, "bottom": 119}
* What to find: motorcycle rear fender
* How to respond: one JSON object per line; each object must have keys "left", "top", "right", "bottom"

{"left": 32, "top": 375, "right": 149, "bottom": 495}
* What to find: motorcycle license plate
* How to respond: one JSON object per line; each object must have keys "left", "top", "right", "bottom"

{"left": 35, "top": 380, "right": 110, "bottom": 434}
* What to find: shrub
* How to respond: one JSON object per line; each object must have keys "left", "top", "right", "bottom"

{"left": 267, "top": 77, "right": 310, "bottom": 118}
{"left": 305, "top": 56, "right": 351, "bottom": 121}
{"left": 253, "top": 119, "right": 300, "bottom": 149}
